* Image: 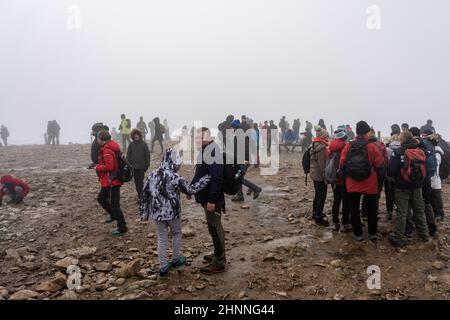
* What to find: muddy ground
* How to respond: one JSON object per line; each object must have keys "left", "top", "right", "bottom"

{"left": 1, "top": 143, "right": 450, "bottom": 300}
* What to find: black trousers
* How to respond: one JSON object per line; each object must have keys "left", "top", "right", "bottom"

{"left": 349, "top": 193, "right": 378, "bottom": 237}
{"left": 133, "top": 169, "right": 146, "bottom": 199}
{"left": 151, "top": 137, "right": 164, "bottom": 153}
{"left": 431, "top": 189, "right": 444, "bottom": 218}
{"left": 313, "top": 181, "right": 327, "bottom": 220}
{"left": 332, "top": 184, "right": 349, "bottom": 225}
{"left": 97, "top": 186, "right": 127, "bottom": 232}
{"left": 384, "top": 179, "right": 395, "bottom": 213}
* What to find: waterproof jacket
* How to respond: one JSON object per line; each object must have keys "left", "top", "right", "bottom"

{"left": 96, "top": 140, "right": 123, "bottom": 188}
{"left": 127, "top": 133, "right": 150, "bottom": 170}
{"left": 310, "top": 139, "right": 328, "bottom": 182}
{"left": 388, "top": 139, "right": 424, "bottom": 190}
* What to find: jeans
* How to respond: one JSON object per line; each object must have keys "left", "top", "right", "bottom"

{"left": 155, "top": 218, "right": 182, "bottom": 270}
{"left": 203, "top": 206, "right": 226, "bottom": 267}
{"left": 133, "top": 168, "right": 146, "bottom": 199}
{"left": 331, "top": 184, "right": 349, "bottom": 225}
{"left": 313, "top": 181, "right": 327, "bottom": 220}
{"left": 97, "top": 186, "right": 127, "bottom": 232}
{"left": 348, "top": 193, "right": 378, "bottom": 237}
{"left": 392, "top": 188, "right": 429, "bottom": 243}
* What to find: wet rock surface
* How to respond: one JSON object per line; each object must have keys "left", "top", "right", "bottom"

{"left": 1, "top": 144, "right": 450, "bottom": 299}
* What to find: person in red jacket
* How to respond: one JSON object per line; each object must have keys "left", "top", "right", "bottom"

{"left": 0, "top": 175, "right": 29, "bottom": 206}
{"left": 96, "top": 130, "right": 128, "bottom": 236}
{"left": 327, "top": 126, "right": 350, "bottom": 232}
{"left": 339, "top": 121, "right": 386, "bottom": 241}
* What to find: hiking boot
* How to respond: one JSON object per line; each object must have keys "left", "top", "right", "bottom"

{"left": 200, "top": 264, "right": 226, "bottom": 275}
{"left": 253, "top": 187, "right": 262, "bottom": 200}
{"left": 314, "top": 217, "right": 329, "bottom": 226}
{"left": 231, "top": 195, "right": 245, "bottom": 202}
{"left": 159, "top": 267, "right": 169, "bottom": 279}
{"left": 332, "top": 223, "right": 340, "bottom": 232}
{"left": 342, "top": 224, "right": 352, "bottom": 232}
{"left": 169, "top": 256, "right": 187, "bottom": 269}
{"left": 111, "top": 229, "right": 127, "bottom": 237}
{"left": 368, "top": 234, "right": 378, "bottom": 241}
{"left": 352, "top": 233, "right": 364, "bottom": 242}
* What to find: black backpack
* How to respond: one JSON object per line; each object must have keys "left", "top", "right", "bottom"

{"left": 302, "top": 145, "right": 312, "bottom": 185}
{"left": 111, "top": 152, "right": 133, "bottom": 183}
{"left": 437, "top": 148, "right": 450, "bottom": 180}
{"left": 222, "top": 153, "right": 242, "bottom": 195}
{"left": 344, "top": 140, "right": 372, "bottom": 181}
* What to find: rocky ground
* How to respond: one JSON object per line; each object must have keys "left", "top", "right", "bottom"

{"left": 1, "top": 143, "right": 450, "bottom": 300}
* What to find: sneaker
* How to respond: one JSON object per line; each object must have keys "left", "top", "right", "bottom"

{"left": 314, "top": 217, "right": 329, "bottom": 226}
{"left": 111, "top": 229, "right": 127, "bottom": 237}
{"left": 169, "top": 256, "right": 187, "bottom": 269}
{"left": 332, "top": 223, "right": 340, "bottom": 232}
{"left": 352, "top": 234, "right": 364, "bottom": 242}
{"left": 200, "top": 264, "right": 226, "bottom": 275}
{"left": 342, "top": 224, "right": 352, "bottom": 232}
{"left": 159, "top": 267, "right": 169, "bottom": 279}
{"left": 368, "top": 234, "right": 378, "bottom": 241}
{"left": 231, "top": 195, "right": 245, "bottom": 202}
{"left": 253, "top": 188, "right": 262, "bottom": 200}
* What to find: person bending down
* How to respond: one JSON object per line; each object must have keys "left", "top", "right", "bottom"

{"left": 0, "top": 175, "right": 29, "bottom": 206}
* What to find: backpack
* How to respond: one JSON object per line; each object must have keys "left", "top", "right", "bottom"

{"left": 401, "top": 148, "right": 426, "bottom": 184}
{"left": 437, "top": 148, "right": 450, "bottom": 180}
{"left": 302, "top": 146, "right": 312, "bottom": 185}
{"left": 421, "top": 139, "right": 438, "bottom": 178}
{"left": 325, "top": 152, "right": 340, "bottom": 184}
{"left": 344, "top": 140, "right": 372, "bottom": 181}
{"left": 222, "top": 153, "right": 242, "bottom": 195}
{"left": 110, "top": 152, "right": 134, "bottom": 183}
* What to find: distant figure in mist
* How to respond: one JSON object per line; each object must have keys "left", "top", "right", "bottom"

{"left": 279, "top": 116, "right": 287, "bottom": 142}
{"left": 148, "top": 119, "right": 155, "bottom": 142}
{"left": 292, "top": 119, "right": 301, "bottom": 143}
{"left": 318, "top": 119, "right": 326, "bottom": 131}
{"left": 0, "top": 125, "right": 10, "bottom": 147}
{"left": 47, "top": 120, "right": 61, "bottom": 145}
{"left": 118, "top": 114, "right": 132, "bottom": 151}
{"left": 0, "top": 174, "right": 29, "bottom": 206}
{"left": 136, "top": 116, "right": 149, "bottom": 142}
{"left": 150, "top": 117, "right": 165, "bottom": 154}
{"left": 163, "top": 119, "right": 170, "bottom": 141}
{"left": 420, "top": 120, "right": 436, "bottom": 134}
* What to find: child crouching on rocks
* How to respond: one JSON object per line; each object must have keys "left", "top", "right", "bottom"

{"left": 139, "top": 148, "right": 210, "bottom": 278}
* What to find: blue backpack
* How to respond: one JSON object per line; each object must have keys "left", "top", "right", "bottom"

{"left": 422, "top": 139, "right": 438, "bottom": 178}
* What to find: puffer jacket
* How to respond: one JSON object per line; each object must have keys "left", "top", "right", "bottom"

{"left": 140, "top": 149, "right": 210, "bottom": 221}
{"left": 96, "top": 140, "right": 123, "bottom": 188}
{"left": 310, "top": 139, "right": 328, "bottom": 182}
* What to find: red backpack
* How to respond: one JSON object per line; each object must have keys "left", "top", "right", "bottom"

{"left": 401, "top": 148, "right": 426, "bottom": 184}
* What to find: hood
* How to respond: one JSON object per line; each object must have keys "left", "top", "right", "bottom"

{"left": 1, "top": 175, "right": 14, "bottom": 184}
{"left": 159, "top": 148, "right": 183, "bottom": 172}
{"left": 328, "top": 138, "right": 346, "bottom": 153}
{"left": 104, "top": 140, "right": 122, "bottom": 153}
{"left": 130, "top": 128, "right": 143, "bottom": 141}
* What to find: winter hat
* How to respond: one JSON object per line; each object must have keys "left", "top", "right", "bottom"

{"left": 315, "top": 125, "right": 329, "bottom": 139}
{"left": 356, "top": 121, "right": 371, "bottom": 135}
{"left": 1, "top": 175, "right": 14, "bottom": 184}
{"left": 231, "top": 119, "right": 241, "bottom": 129}
{"left": 334, "top": 125, "right": 347, "bottom": 140}
{"left": 409, "top": 127, "right": 421, "bottom": 138}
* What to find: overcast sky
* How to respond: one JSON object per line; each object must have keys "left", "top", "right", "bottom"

{"left": 1, "top": 0, "right": 449, "bottom": 145}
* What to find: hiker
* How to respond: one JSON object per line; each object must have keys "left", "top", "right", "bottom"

{"left": 251, "top": 123, "right": 260, "bottom": 166}
{"left": 293, "top": 119, "right": 301, "bottom": 143}
{"left": 401, "top": 123, "right": 410, "bottom": 132}
{"left": 339, "top": 121, "right": 386, "bottom": 241}
{"left": 47, "top": 120, "right": 61, "bottom": 145}
{"left": 281, "top": 128, "right": 297, "bottom": 152}
{"left": 391, "top": 124, "right": 401, "bottom": 136}
{"left": 1, "top": 125, "right": 9, "bottom": 147}
{"left": 89, "top": 123, "right": 109, "bottom": 168}
{"left": 96, "top": 130, "right": 128, "bottom": 236}
{"left": 310, "top": 125, "right": 330, "bottom": 226}
{"left": 267, "top": 120, "right": 278, "bottom": 154}
{"left": 261, "top": 121, "right": 269, "bottom": 148}
{"left": 326, "top": 126, "right": 350, "bottom": 232}
{"left": 318, "top": 119, "right": 326, "bottom": 131}
{"left": 387, "top": 131, "right": 430, "bottom": 247}
{"left": 422, "top": 132, "right": 445, "bottom": 222}
{"left": 301, "top": 127, "right": 313, "bottom": 153}
{"left": 279, "top": 116, "right": 287, "bottom": 142}
{"left": 136, "top": 117, "right": 148, "bottom": 142}
{"left": 346, "top": 125, "right": 355, "bottom": 141}
{"left": 0, "top": 175, "right": 29, "bottom": 206}
{"left": 148, "top": 120, "right": 155, "bottom": 142}
{"left": 127, "top": 129, "right": 151, "bottom": 199}
{"left": 163, "top": 119, "right": 170, "bottom": 141}
{"left": 140, "top": 148, "right": 210, "bottom": 278}
{"left": 420, "top": 120, "right": 435, "bottom": 134}
{"left": 360, "top": 129, "right": 388, "bottom": 221}
{"left": 241, "top": 115, "right": 251, "bottom": 132}
{"left": 385, "top": 134, "right": 402, "bottom": 220}
{"left": 305, "top": 120, "right": 313, "bottom": 131}
{"left": 118, "top": 114, "right": 132, "bottom": 151}
{"left": 191, "top": 127, "right": 226, "bottom": 274}
{"left": 230, "top": 120, "right": 262, "bottom": 202}
{"left": 218, "top": 115, "right": 234, "bottom": 147}
{"left": 410, "top": 127, "right": 437, "bottom": 236}
{"left": 150, "top": 117, "right": 165, "bottom": 154}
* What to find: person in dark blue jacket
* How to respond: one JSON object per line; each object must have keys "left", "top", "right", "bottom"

{"left": 191, "top": 127, "right": 226, "bottom": 274}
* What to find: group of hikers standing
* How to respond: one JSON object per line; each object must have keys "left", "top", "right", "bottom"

{"left": 305, "top": 119, "right": 449, "bottom": 247}
{"left": 45, "top": 120, "right": 61, "bottom": 145}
